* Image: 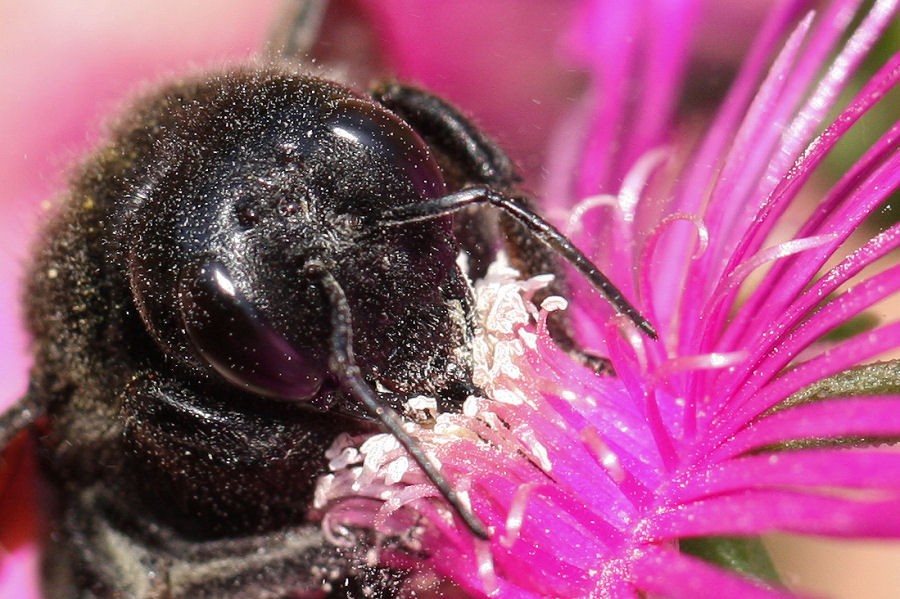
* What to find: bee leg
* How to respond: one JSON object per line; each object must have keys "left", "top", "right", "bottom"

{"left": 371, "top": 83, "right": 634, "bottom": 372}
{"left": 371, "top": 81, "right": 519, "bottom": 189}
{"left": 45, "top": 483, "right": 369, "bottom": 599}
{"left": 370, "top": 80, "right": 517, "bottom": 281}
{"left": 370, "top": 81, "right": 568, "bottom": 283}
{"left": 0, "top": 390, "right": 41, "bottom": 450}
{"left": 267, "top": 0, "right": 330, "bottom": 59}
{"left": 269, "top": 0, "right": 387, "bottom": 86}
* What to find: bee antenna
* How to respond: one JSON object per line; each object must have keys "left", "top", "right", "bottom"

{"left": 308, "top": 262, "right": 490, "bottom": 540}
{"left": 381, "top": 186, "right": 657, "bottom": 340}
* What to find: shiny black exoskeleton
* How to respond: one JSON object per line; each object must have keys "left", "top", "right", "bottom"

{"left": 0, "top": 64, "right": 653, "bottom": 598}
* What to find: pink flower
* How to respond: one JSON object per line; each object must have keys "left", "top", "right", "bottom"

{"left": 314, "top": 1, "right": 900, "bottom": 597}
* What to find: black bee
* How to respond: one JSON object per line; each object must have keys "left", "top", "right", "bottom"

{"left": 0, "top": 8, "right": 654, "bottom": 599}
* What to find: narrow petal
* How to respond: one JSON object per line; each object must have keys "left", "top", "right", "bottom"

{"left": 631, "top": 547, "right": 806, "bottom": 599}
{"left": 726, "top": 258, "right": 900, "bottom": 414}
{"left": 654, "top": 0, "right": 812, "bottom": 315}
{"left": 712, "top": 396, "right": 900, "bottom": 459}
{"left": 726, "top": 113, "right": 900, "bottom": 354}
{"left": 707, "top": 321, "right": 900, "bottom": 441}
{"left": 716, "top": 215, "right": 900, "bottom": 407}
{"left": 649, "top": 490, "right": 900, "bottom": 538}
{"left": 675, "top": 449, "right": 900, "bottom": 502}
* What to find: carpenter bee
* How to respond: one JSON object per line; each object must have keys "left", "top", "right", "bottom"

{"left": 0, "top": 5, "right": 655, "bottom": 599}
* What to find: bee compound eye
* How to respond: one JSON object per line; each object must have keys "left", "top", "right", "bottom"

{"left": 177, "top": 259, "right": 324, "bottom": 400}
{"left": 324, "top": 98, "right": 446, "bottom": 204}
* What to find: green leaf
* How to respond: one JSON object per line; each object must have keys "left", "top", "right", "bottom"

{"left": 760, "top": 359, "right": 900, "bottom": 451}
{"left": 782, "top": 359, "right": 900, "bottom": 408}
{"left": 680, "top": 537, "right": 780, "bottom": 583}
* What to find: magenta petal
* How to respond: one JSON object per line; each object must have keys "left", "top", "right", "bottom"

{"left": 722, "top": 116, "right": 900, "bottom": 357}
{"left": 676, "top": 2, "right": 900, "bottom": 361}
{"left": 564, "top": 0, "right": 699, "bottom": 200}
{"left": 706, "top": 320, "right": 900, "bottom": 443}
{"left": 650, "top": 490, "right": 900, "bottom": 538}
{"left": 714, "top": 217, "right": 900, "bottom": 409}
{"left": 697, "top": 234, "right": 837, "bottom": 362}
{"left": 675, "top": 449, "right": 900, "bottom": 501}
{"left": 755, "top": 0, "right": 898, "bottom": 204}
{"left": 702, "top": 0, "right": 875, "bottom": 282}
{"left": 712, "top": 397, "right": 900, "bottom": 460}
{"left": 631, "top": 547, "right": 806, "bottom": 599}
{"left": 721, "top": 55, "right": 900, "bottom": 353}
{"left": 726, "top": 258, "right": 900, "bottom": 411}
{"left": 655, "top": 0, "right": 812, "bottom": 309}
